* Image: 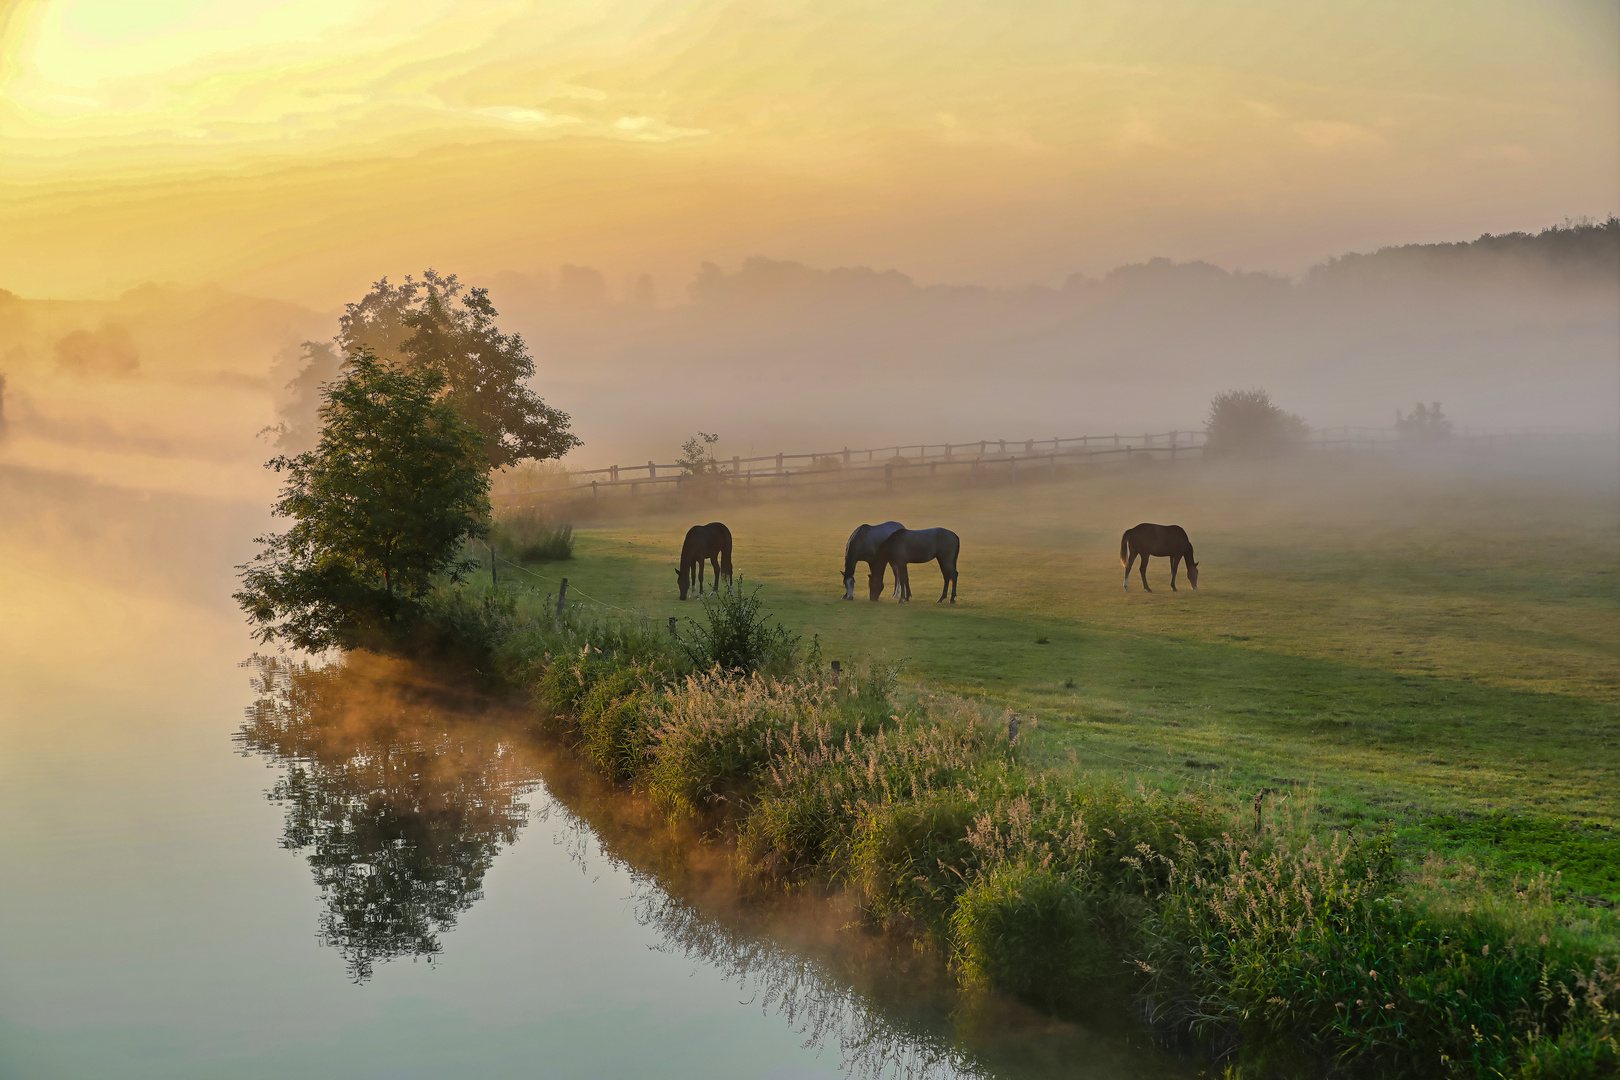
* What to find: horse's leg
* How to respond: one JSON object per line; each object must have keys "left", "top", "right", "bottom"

{"left": 1123, "top": 550, "right": 1133, "bottom": 591}
{"left": 1139, "top": 554, "right": 1152, "bottom": 592}
{"left": 937, "top": 557, "right": 950, "bottom": 603}
{"left": 1170, "top": 554, "right": 1180, "bottom": 591}
{"left": 709, "top": 554, "right": 720, "bottom": 595}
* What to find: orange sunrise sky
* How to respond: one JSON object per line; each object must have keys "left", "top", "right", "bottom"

{"left": 2, "top": 0, "right": 1616, "bottom": 307}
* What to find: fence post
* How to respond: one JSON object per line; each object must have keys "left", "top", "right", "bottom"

{"left": 776, "top": 452, "right": 784, "bottom": 473}
{"left": 830, "top": 660, "right": 841, "bottom": 687}
{"left": 555, "top": 578, "right": 568, "bottom": 618}
{"left": 489, "top": 541, "right": 497, "bottom": 586}
{"left": 668, "top": 616, "right": 677, "bottom": 639}
{"left": 648, "top": 460, "right": 657, "bottom": 479}
{"left": 733, "top": 455, "right": 740, "bottom": 477}
{"left": 591, "top": 480, "right": 599, "bottom": 500}
{"left": 843, "top": 447, "right": 850, "bottom": 464}
{"left": 610, "top": 464, "right": 619, "bottom": 482}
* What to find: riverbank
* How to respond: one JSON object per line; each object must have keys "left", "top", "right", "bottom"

{"left": 420, "top": 578, "right": 1618, "bottom": 1078}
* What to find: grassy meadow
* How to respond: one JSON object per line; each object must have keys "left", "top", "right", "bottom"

{"left": 497, "top": 446, "right": 1619, "bottom": 900}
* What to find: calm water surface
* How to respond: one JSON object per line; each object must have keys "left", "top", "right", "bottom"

{"left": 0, "top": 480, "right": 1195, "bottom": 1080}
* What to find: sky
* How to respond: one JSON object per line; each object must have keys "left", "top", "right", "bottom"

{"left": 1, "top": 0, "right": 1616, "bottom": 307}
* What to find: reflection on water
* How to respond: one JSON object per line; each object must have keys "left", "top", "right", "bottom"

{"left": 237, "top": 652, "right": 1191, "bottom": 1079}
{"left": 236, "top": 654, "right": 540, "bottom": 982}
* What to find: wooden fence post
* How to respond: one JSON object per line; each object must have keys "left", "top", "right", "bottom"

{"left": 555, "top": 578, "right": 568, "bottom": 617}
{"left": 490, "top": 541, "right": 497, "bottom": 586}
{"left": 591, "top": 480, "right": 599, "bottom": 500}
{"left": 668, "top": 616, "right": 678, "bottom": 639}
{"left": 830, "top": 660, "right": 841, "bottom": 687}
{"left": 648, "top": 460, "right": 657, "bottom": 478}
{"left": 610, "top": 464, "right": 618, "bottom": 482}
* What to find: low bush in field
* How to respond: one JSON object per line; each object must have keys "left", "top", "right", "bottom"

{"left": 491, "top": 509, "right": 574, "bottom": 562}
{"left": 420, "top": 581, "right": 1619, "bottom": 1078}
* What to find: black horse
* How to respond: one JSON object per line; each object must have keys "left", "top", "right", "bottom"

{"left": 841, "top": 521, "right": 906, "bottom": 600}
{"left": 873, "top": 527, "right": 960, "bottom": 603}
{"left": 678, "top": 522, "right": 733, "bottom": 599}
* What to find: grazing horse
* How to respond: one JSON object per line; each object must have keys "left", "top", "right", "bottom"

{"left": 678, "top": 522, "right": 733, "bottom": 599}
{"left": 873, "top": 527, "right": 960, "bottom": 603}
{"left": 1120, "top": 523, "right": 1199, "bottom": 592}
{"left": 841, "top": 521, "right": 906, "bottom": 600}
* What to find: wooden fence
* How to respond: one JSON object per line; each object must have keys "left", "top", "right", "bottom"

{"left": 491, "top": 427, "right": 1591, "bottom": 508}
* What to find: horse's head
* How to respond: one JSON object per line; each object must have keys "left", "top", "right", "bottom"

{"left": 868, "top": 567, "right": 886, "bottom": 601}
{"left": 1188, "top": 560, "right": 1199, "bottom": 590}
{"left": 840, "top": 569, "right": 856, "bottom": 601}
{"left": 676, "top": 565, "right": 690, "bottom": 600}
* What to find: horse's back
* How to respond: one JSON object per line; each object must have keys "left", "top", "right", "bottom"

{"left": 1126, "top": 522, "right": 1191, "bottom": 554}
{"left": 683, "top": 522, "right": 729, "bottom": 560}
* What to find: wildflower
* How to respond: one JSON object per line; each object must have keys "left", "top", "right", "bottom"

{"left": 1481, "top": 944, "right": 1489, "bottom": 956}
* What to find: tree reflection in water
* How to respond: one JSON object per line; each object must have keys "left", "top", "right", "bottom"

{"left": 236, "top": 653, "right": 539, "bottom": 983}
{"left": 235, "top": 654, "right": 1185, "bottom": 1080}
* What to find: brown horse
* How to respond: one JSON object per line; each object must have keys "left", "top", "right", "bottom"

{"left": 872, "top": 527, "right": 960, "bottom": 603}
{"left": 1120, "top": 523, "right": 1198, "bottom": 592}
{"left": 678, "top": 522, "right": 733, "bottom": 599}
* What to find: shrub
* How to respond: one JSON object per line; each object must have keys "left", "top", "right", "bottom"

{"left": 678, "top": 581, "right": 800, "bottom": 675}
{"left": 951, "top": 864, "right": 1108, "bottom": 1006}
{"left": 1396, "top": 401, "right": 1454, "bottom": 440}
{"left": 492, "top": 508, "right": 573, "bottom": 562}
{"left": 1205, "top": 388, "right": 1309, "bottom": 458}
{"left": 577, "top": 666, "right": 662, "bottom": 781}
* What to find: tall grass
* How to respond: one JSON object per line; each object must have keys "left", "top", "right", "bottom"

{"left": 420, "top": 580, "right": 1619, "bottom": 1077}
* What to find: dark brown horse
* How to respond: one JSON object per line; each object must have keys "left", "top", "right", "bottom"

{"left": 872, "top": 527, "right": 960, "bottom": 603}
{"left": 678, "top": 522, "right": 733, "bottom": 599}
{"left": 1120, "top": 523, "right": 1198, "bottom": 592}
{"left": 841, "top": 521, "right": 906, "bottom": 600}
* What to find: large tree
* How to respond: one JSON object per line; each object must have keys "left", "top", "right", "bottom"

{"left": 338, "top": 269, "right": 579, "bottom": 469}
{"left": 235, "top": 351, "right": 490, "bottom": 651}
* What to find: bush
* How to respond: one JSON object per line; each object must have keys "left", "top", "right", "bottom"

{"left": 678, "top": 581, "right": 800, "bottom": 675}
{"left": 492, "top": 508, "right": 573, "bottom": 562}
{"left": 1396, "top": 401, "right": 1454, "bottom": 440}
{"left": 1205, "top": 388, "right": 1309, "bottom": 458}
{"left": 951, "top": 864, "right": 1108, "bottom": 1006}
{"left": 577, "top": 666, "right": 662, "bottom": 781}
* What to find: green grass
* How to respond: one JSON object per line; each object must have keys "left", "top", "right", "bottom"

{"left": 498, "top": 451, "right": 1620, "bottom": 899}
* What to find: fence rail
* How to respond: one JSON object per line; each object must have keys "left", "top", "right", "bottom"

{"left": 491, "top": 427, "right": 1592, "bottom": 508}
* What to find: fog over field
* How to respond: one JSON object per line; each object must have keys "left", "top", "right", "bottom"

{"left": 2, "top": 220, "right": 1615, "bottom": 481}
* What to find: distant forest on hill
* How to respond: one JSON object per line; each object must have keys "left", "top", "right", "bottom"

{"left": 0, "top": 218, "right": 1615, "bottom": 463}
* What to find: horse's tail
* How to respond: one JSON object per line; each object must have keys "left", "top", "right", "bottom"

{"left": 1119, "top": 531, "right": 1130, "bottom": 566}
{"left": 721, "top": 531, "right": 733, "bottom": 578}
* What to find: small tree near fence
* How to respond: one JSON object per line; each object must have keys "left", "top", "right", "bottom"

{"left": 677, "top": 432, "right": 722, "bottom": 476}
{"left": 1395, "top": 401, "right": 1453, "bottom": 440}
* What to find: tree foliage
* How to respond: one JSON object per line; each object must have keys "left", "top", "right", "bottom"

{"left": 235, "top": 352, "right": 490, "bottom": 651}
{"left": 1205, "top": 388, "right": 1308, "bottom": 457}
{"left": 338, "top": 269, "right": 580, "bottom": 469}
{"left": 677, "top": 431, "right": 722, "bottom": 476}
{"left": 1395, "top": 401, "right": 1453, "bottom": 440}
